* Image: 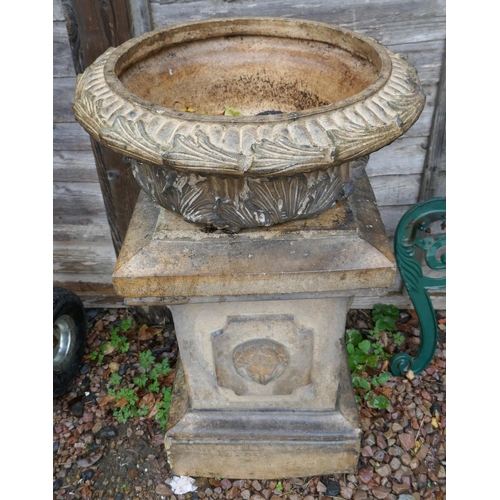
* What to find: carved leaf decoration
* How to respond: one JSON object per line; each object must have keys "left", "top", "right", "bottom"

{"left": 72, "top": 97, "right": 106, "bottom": 140}
{"left": 163, "top": 131, "right": 250, "bottom": 173}
{"left": 101, "top": 117, "right": 166, "bottom": 164}
{"left": 251, "top": 135, "right": 337, "bottom": 173}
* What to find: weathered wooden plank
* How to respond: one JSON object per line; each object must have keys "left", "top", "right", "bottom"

{"left": 53, "top": 241, "right": 116, "bottom": 274}
{"left": 60, "top": 0, "right": 141, "bottom": 256}
{"left": 129, "top": 0, "right": 153, "bottom": 36}
{"left": 370, "top": 174, "right": 421, "bottom": 207}
{"left": 53, "top": 150, "right": 100, "bottom": 183}
{"left": 54, "top": 0, "right": 64, "bottom": 21}
{"left": 419, "top": 53, "right": 446, "bottom": 200}
{"left": 59, "top": 290, "right": 126, "bottom": 309}
{"left": 151, "top": 0, "right": 446, "bottom": 47}
{"left": 433, "top": 171, "right": 446, "bottom": 198}
{"left": 367, "top": 137, "right": 427, "bottom": 177}
{"left": 378, "top": 204, "right": 415, "bottom": 237}
{"left": 61, "top": 0, "right": 133, "bottom": 73}
{"left": 389, "top": 39, "right": 445, "bottom": 85}
{"left": 54, "top": 182, "right": 107, "bottom": 218}
{"left": 53, "top": 123, "right": 92, "bottom": 151}
{"left": 53, "top": 77, "right": 77, "bottom": 123}
{"left": 53, "top": 21, "right": 76, "bottom": 77}
{"left": 53, "top": 221, "right": 114, "bottom": 243}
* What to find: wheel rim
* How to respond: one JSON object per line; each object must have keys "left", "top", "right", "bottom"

{"left": 53, "top": 314, "right": 77, "bottom": 371}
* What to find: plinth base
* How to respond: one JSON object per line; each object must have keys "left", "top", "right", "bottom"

{"left": 113, "top": 176, "right": 395, "bottom": 478}
{"left": 166, "top": 350, "right": 361, "bottom": 479}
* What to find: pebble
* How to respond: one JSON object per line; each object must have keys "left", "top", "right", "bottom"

{"left": 377, "top": 464, "right": 392, "bottom": 477}
{"left": 70, "top": 400, "right": 85, "bottom": 418}
{"left": 392, "top": 483, "right": 410, "bottom": 495}
{"left": 82, "top": 470, "right": 94, "bottom": 481}
{"left": 155, "top": 484, "right": 172, "bottom": 496}
{"left": 317, "top": 481, "right": 327, "bottom": 493}
{"left": 388, "top": 446, "right": 404, "bottom": 457}
{"left": 372, "top": 485, "right": 391, "bottom": 499}
{"left": 398, "top": 434, "right": 415, "bottom": 452}
{"left": 377, "top": 435, "right": 388, "bottom": 450}
{"left": 390, "top": 457, "right": 401, "bottom": 471}
{"left": 366, "top": 434, "right": 376, "bottom": 446}
{"left": 252, "top": 480, "right": 262, "bottom": 491}
{"left": 400, "top": 453, "right": 411, "bottom": 466}
{"left": 353, "top": 491, "right": 367, "bottom": 500}
{"left": 80, "top": 362, "right": 91, "bottom": 375}
{"left": 325, "top": 480, "right": 341, "bottom": 497}
{"left": 99, "top": 426, "right": 118, "bottom": 439}
{"left": 53, "top": 479, "right": 63, "bottom": 491}
{"left": 226, "top": 486, "right": 239, "bottom": 499}
{"left": 220, "top": 478, "right": 232, "bottom": 490}
{"left": 53, "top": 441, "right": 59, "bottom": 453}
{"left": 360, "top": 446, "right": 374, "bottom": 457}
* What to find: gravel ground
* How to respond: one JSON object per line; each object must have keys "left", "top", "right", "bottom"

{"left": 53, "top": 307, "right": 446, "bottom": 500}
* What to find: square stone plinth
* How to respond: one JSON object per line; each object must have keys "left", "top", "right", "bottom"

{"left": 112, "top": 176, "right": 396, "bottom": 478}
{"left": 113, "top": 176, "right": 395, "bottom": 303}
{"left": 164, "top": 296, "right": 361, "bottom": 478}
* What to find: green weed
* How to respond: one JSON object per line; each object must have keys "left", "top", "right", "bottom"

{"left": 345, "top": 304, "right": 405, "bottom": 410}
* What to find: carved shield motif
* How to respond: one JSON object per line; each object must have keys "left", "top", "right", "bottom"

{"left": 232, "top": 339, "right": 289, "bottom": 385}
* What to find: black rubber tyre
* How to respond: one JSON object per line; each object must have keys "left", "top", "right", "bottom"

{"left": 53, "top": 287, "right": 86, "bottom": 398}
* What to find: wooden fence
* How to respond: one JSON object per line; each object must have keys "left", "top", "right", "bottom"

{"left": 53, "top": 0, "right": 445, "bottom": 309}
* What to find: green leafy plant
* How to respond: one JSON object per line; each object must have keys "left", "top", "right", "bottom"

{"left": 155, "top": 387, "right": 173, "bottom": 430}
{"left": 105, "top": 346, "right": 173, "bottom": 426}
{"left": 89, "top": 350, "right": 104, "bottom": 366}
{"left": 109, "top": 318, "right": 132, "bottom": 354}
{"left": 109, "top": 372, "right": 123, "bottom": 386}
{"left": 345, "top": 304, "right": 405, "bottom": 410}
{"left": 139, "top": 349, "right": 155, "bottom": 369}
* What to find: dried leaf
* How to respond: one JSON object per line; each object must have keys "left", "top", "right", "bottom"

{"left": 77, "top": 451, "right": 103, "bottom": 468}
{"left": 115, "top": 397, "right": 129, "bottom": 408}
{"left": 395, "top": 323, "right": 414, "bottom": 333}
{"left": 98, "top": 394, "right": 116, "bottom": 407}
{"left": 81, "top": 483, "right": 93, "bottom": 499}
{"left": 138, "top": 324, "right": 154, "bottom": 341}
{"left": 223, "top": 106, "right": 242, "bottom": 116}
{"left": 108, "top": 362, "right": 120, "bottom": 373}
{"left": 139, "top": 393, "right": 156, "bottom": 411}
{"left": 377, "top": 386, "right": 393, "bottom": 398}
{"left": 431, "top": 417, "right": 440, "bottom": 429}
{"left": 102, "top": 343, "right": 115, "bottom": 355}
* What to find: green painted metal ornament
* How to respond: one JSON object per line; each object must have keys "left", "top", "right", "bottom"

{"left": 390, "top": 198, "right": 446, "bottom": 376}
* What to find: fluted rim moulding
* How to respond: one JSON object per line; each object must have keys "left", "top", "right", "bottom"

{"left": 73, "top": 17, "right": 425, "bottom": 177}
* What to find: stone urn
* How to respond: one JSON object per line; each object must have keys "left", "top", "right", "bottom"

{"left": 73, "top": 17, "right": 425, "bottom": 232}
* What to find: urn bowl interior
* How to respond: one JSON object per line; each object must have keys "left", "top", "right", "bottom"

{"left": 113, "top": 19, "right": 385, "bottom": 117}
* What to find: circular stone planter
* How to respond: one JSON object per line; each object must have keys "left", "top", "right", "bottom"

{"left": 73, "top": 17, "right": 425, "bottom": 231}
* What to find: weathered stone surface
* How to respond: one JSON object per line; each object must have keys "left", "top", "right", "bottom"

{"left": 114, "top": 165, "right": 397, "bottom": 478}
{"left": 113, "top": 176, "right": 395, "bottom": 302}
{"left": 74, "top": 18, "right": 424, "bottom": 231}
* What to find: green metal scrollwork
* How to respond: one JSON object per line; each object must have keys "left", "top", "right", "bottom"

{"left": 390, "top": 198, "right": 446, "bottom": 376}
